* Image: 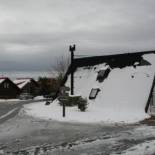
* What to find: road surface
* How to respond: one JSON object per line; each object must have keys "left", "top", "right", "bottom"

{"left": 0, "top": 99, "right": 48, "bottom": 124}
{"left": 0, "top": 101, "right": 155, "bottom": 154}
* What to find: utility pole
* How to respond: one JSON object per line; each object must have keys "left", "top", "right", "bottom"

{"left": 69, "top": 44, "right": 76, "bottom": 95}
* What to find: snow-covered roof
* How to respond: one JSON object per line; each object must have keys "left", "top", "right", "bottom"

{"left": 0, "top": 77, "right": 7, "bottom": 84}
{"left": 14, "top": 78, "right": 31, "bottom": 89}
{"left": 65, "top": 53, "right": 155, "bottom": 123}
{"left": 0, "top": 79, "right": 5, "bottom": 84}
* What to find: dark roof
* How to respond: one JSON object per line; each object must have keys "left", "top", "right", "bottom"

{"left": 74, "top": 50, "right": 155, "bottom": 68}
{"left": 65, "top": 50, "right": 155, "bottom": 79}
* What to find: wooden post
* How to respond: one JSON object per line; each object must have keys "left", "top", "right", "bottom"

{"left": 63, "top": 102, "right": 65, "bottom": 117}
{"left": 69, "top": 44, "right": 76, "bottom": 95}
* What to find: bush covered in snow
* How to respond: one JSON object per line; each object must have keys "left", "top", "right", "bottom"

{"left": 58, "top": 96, "right": 80, "bottom": 106}
{"left": 77, "top": 97, "right": 88, "bottom": 112}
{"left": 58, "top": 96, "right": 88, "bottom": 111}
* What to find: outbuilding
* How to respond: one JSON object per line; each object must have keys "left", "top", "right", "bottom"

{"left": 14, "top": 78, "right": 39, "bottom": 96}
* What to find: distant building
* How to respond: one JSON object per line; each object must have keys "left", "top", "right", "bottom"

{"left": 14, "top": 78, "right": 39, "bottom": 96}
{"left": 0, "top": 77, "right": 20, "bottom": 99}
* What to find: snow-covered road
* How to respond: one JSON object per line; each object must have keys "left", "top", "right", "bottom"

{"left": 0, "top": 111, "right": 155, "bottom": 155}
{"left": 0, "top": 98, "right": 49, "bottom": 124}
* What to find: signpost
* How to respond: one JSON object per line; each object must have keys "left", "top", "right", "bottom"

{"left": 60, "top": 86, "right": 67, "bottom": 117}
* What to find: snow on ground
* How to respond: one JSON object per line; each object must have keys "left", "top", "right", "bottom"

{"left": 0, "top": 99, "right": 21, "bottom": 102}
{"left": 24, "top": 53, "right": 155, "bottom": 123}
{"left": 24, "top": 100, "right": 102, "bottom": 123}
{"left": 115, "top": 140, "right": 155, "bottom": 155}
{"left": 0, "top": 96, "right": 45, "bottom": 103}
{"left": 33, "top": 96, "right": 45, "bottom": 100}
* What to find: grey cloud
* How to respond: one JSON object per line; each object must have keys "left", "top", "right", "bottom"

{"left": 0, "top": 0, "right": 155, "bottom": 70}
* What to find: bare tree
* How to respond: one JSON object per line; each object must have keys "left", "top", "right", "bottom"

{"left": 53, "top": 55, "right": 70, "bottom": 77}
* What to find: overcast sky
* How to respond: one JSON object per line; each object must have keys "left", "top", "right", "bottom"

{"left": 0, "top": 0, "right": 155, "bottom": 70}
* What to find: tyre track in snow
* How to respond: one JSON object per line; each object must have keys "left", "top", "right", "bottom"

{"left": 5, "top": 126, "right": 155, "bottom": 155}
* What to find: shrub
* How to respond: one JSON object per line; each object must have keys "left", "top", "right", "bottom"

{"left": 58, "top": 96, "right": 88, "bottom": 112}
{"left": 58, "top": 96, "right": 80, "bottom": 107}
{"left": 78, "top": 97, "right": 88, "bottom": 112}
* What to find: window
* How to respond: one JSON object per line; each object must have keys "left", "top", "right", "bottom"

{"left": 96, "top": 68, "right": 110, "bottom": 82}
{"left": 89, "top": 88, "right": 100, "bottom": 100}
{"left": 4, "top": 83, "right": 9, "bottom": 89}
